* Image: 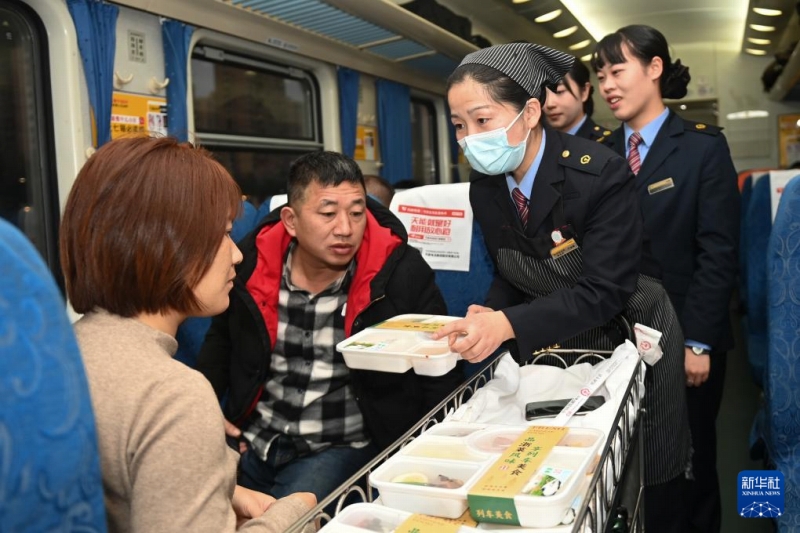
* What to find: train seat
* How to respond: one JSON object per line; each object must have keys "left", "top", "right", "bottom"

{"left": 231, "top": 200, "right": 258, "bottom": 243}
{"left": 744, "top": 175, "right": 773, "bottom": 388}
{"left": 388, "top": 183, "right": 494, "bottom": 318}
{"left": 254, "top": 194, "right": 288, "bottom": 226}
{"left": 738, "top": 173, "right": 752, "bottom": 311}
{"left": 0, "top": 219, "right": 107, "bottom": 531}
{"left": 763, "top": 175, "right": 800, "bottom": 529}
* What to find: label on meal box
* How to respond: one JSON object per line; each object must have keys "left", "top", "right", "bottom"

{"left": 467, "top": 426, "right": 568, "bottom": 525}
{"left": 396, "top": 509, "right": 477, "bottom": 533}
{"left": 373, "top": 317, "right": 452, "bottom": 333}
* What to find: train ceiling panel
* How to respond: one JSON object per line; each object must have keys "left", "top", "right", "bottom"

{"left": 223, "top": 0, "right": 465, "bottom": 79}
{"left": 229, "top": 0, "right": 396, "bottom": 47}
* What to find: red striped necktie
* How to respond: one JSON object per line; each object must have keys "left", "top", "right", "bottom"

{"left": 512, "top": 187, "right": 529, "bottom": 228}
{"left": 627, "top": 132, "right": 644, "bottom": 175}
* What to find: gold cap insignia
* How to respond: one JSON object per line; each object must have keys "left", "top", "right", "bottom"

{"left": 696, "top": 124, "right": 707, "bottom": 130}
{"left": 580, "top": 155, "right": 591, "bottom": 164}
{"left": 562, "top": 150, "right": 570, "bottom": 158}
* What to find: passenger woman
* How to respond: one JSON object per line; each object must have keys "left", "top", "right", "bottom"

{"left": 433, "top": 42, "right": 691, "bottom": 532}
{"left": 60, "top": 136, "right": 316, "bottom": 533}
{"left": 543, "top": 60, "right": 612, "bottom": 141}
{"left": 592, "top": 25, "right": 739, "bottom": 533}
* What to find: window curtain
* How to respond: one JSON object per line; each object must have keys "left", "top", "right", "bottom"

{"left": 376, "top": 79, "right": 412, "bottom": 184}
{"left": 337, "top": 67, "right": 359, "bottom": 158}
{"left": 66, "top": 0, "right": 118, "bottom": 147}
{"left": 445, "top": 103, "right": 460, "bottom": 182}
{"left": 162, "top": 20, "right": 194, "bottom": 142}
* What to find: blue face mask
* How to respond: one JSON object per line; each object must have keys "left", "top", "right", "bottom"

{"left": 457, "top": 110, "right": 530, "bottom": 175}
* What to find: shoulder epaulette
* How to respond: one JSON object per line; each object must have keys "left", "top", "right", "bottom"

{"left": 557, "top": 141, "right": 610, "bottom": 176}
{"left": 684, "top": 120, "right": 722, "bottom": 136}
{"left": 590, "top": 125, "right": 613, "bottom": 142}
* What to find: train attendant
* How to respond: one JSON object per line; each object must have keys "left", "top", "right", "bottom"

{"left": 433, "top": 42, "right": 691, "bottom": 532}
{"left": 593, "top": 25, "right": 739, "bottom": 533}
{"left": 60, "top": 136, "right": 316, "bottom": 533}
{"left": 543, "top": 60, "right": 612, "bottom": 142}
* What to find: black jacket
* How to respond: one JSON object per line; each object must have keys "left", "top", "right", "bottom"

{"left": 196, "top": 199, "right": 464, "bottom": 449}
{"left": 575, "top": 116, "right": 613, "bottom": 143}
{"left": 471, "top": 129, "right": 644, "bottom": 360}
{"left": 604, "top": 111, "right": 740, "bottom": 352}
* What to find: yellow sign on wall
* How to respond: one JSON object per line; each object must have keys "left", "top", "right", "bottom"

{"left": 354, "top": 125, "right": 378, "bottom": 161}
{"left": 111, "top": 92, "right": 167, "bottom": 139}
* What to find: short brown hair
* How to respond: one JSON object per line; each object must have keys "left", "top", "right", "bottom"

{"left": 60, "top": 137, "right": 241, "bottom": 316}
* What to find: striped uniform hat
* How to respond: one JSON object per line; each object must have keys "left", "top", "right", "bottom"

{"left": 458, "top": 43, "right": 575, "bottom": 100}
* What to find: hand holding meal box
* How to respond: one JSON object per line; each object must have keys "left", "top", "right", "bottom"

{"left": 336, "top": 314, "right": 463, "bottom": 376}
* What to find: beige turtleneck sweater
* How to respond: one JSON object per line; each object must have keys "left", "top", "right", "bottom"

{"left": 74, "top": 310, "right": 314, "bottom": 533}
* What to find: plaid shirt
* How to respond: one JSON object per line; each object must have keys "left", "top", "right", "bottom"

{"left": 243, "top": 243, "right": 368, "bottom": 460}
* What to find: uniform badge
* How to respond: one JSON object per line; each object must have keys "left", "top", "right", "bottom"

{"left": 647, "top": 177, "right": 675, "bottom": 195}
{"left": 550, "top": 238, "right": 578, "bottom": 259}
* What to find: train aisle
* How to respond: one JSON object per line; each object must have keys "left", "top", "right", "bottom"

{"left": 718, "top": 300, "right": 773, "bottom": 532}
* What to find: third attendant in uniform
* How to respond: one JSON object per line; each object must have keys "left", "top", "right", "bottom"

{"left": 593, "top": 25, "right": 739, "bottom": 533}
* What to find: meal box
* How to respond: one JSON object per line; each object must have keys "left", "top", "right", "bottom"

{"left": 318, "top": 503, "right": 480, "bottom": 533}
{"left": 369, "top": 424, "right": 603, "bottom": 528}
{"left": 337, "top": 314, "right": 461, "bottom": 376}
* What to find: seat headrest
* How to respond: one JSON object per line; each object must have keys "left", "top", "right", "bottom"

{"left": 0, "top": 219, "right": 107, "bottom": 530}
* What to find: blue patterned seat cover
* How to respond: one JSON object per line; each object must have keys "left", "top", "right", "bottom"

{"left": 765, "top": 175, "right": 800, "bottom": 530}
{"left": 0, "top": 219, "right": 107, "bottom": 531}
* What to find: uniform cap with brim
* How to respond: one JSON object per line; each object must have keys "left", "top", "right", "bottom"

{"left": 458, "top": 43, "right": 575, "bottom": 100}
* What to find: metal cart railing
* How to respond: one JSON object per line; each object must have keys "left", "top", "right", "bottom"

{"left": 285, "top": 318, "right": 645, "bottom": 533}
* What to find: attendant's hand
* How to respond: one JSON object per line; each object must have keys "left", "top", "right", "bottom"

{"left": 466, "top": 304, "right": 494, "bottom": 316}
{"left": 224, "top": 419, "right": 248, "bottom": 454}
{"left": 431, "top": 310, "right": 514, "bottom": 363}
{"left": 684, "top": 347, "right": 710, "bottom": 387}
{"left": 232, "top": 485, "right": 276, "bottom": 527}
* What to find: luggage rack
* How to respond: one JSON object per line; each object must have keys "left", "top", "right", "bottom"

{"left": 285, "top": 326, "right": 645, "bottom": 533}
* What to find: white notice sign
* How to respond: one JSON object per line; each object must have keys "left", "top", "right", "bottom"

{"left": 390, "top": 183, "right": 473, "bottom": 272}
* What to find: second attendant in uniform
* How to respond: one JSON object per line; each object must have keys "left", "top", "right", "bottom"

{"left": 543, "top": 60, "right": 612, "bottom": 142}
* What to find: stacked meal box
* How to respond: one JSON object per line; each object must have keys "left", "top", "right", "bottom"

{"left": 320, "top": 423, "right": 602, "bottom": 532}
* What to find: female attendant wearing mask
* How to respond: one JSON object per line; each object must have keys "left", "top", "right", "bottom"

{"left": 592, "top": 25, "right": 739, "bottom": 533}
{"left": 543, "top": 60, "right": 612, "bottom": 142}
{"left": 433, "top": 42, "right": 691, "bottom": 532}
{"left": 60, "top": 136, "right": 317, "bottom": 533}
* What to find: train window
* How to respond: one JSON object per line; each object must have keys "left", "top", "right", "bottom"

{"left": 410, "top": 98, "right": 439, "bottom": 184}
{"left": 192, "top": 45, "right": 322, "bottom": 206}
{"left": 210, "top": 148, "right": 301, "bottom": 204}
{"left": 0, "top": 0, "right": 58, "bottom": 276}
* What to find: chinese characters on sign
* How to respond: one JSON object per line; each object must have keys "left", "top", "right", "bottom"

{"left": 111, "top": 92, "right": 167, "bottom": 139}
{"left": 395, "top": 204, "right": 472, "bottom": 272}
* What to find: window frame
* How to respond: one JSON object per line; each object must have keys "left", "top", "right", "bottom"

{"left": 0, "top": 0, "right": 59, "bottom": 283}
{"left": 410, "top": 96, "right": 441, "bottom": 185}
{"left": 191, "top": 43, "right": 324, "bottom": 153}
